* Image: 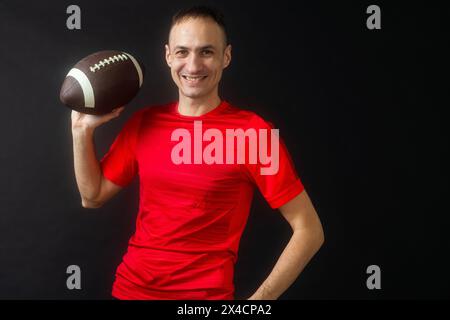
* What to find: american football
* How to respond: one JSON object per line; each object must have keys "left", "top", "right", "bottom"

{"left": 59, "top": 50, "right": 145, "bottom": 115}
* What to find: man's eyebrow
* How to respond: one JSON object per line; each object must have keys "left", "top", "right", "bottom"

{"left": 199, "top": 45, "right": 216, "bottom": 50}
{"left": 173, "top": 45, "right": 216, "bottom": 51}
{"left": 173, "top": 45, "right": 189, "bottom": 51}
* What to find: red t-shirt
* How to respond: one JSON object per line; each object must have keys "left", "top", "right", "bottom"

{"left": 100, "top": 100, "right": 304, "bottom": 300}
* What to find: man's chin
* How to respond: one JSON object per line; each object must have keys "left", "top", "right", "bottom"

{"left": 180, "top": 89, "right": 208, "bottom": 99}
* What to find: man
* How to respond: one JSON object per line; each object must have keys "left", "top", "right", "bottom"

{"left": 71, "top": 6, "right": 324, "bottom": 300}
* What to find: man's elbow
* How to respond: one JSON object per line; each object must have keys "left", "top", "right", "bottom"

{"left": 300, "top": 221, "right": 325, "bottom": 250}
{"left": 317, "top": 226, "right": 325, "bottom": 247}
{"left": 81, "top": 198, "right": 103, "bottom": 209}
{"left": 292, "top": 222, "right": 324, "bottom": 251}
{"left": 314, "top": 222, "right": 325, "bottom": 251}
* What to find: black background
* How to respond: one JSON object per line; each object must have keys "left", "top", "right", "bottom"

{"left": 0, "top": 0, "right": 447, "bottom": 299}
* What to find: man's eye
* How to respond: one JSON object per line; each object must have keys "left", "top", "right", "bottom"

{"left": 176, "top": 50, "right": 188, "bottom": 55}
{"left": 201, "top": 50, "right": 213, "bottom": 55}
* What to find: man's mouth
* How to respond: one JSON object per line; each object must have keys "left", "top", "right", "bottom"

{"left": 181, "top": 75, "right": 208, "bottom": 83}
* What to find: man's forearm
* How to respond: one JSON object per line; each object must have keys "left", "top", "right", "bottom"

{"left": 72, "top": 128, "right": 102, "bottom": 203}
{"left": 248, "top": 228, "right": 324, "bottom": 300}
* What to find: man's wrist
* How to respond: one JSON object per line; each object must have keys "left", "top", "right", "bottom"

{"left": 72, "top": 125, "right": 95, "bottom": 136}
{"left": 249, "top": 284, "right": 278, "bottom": 300}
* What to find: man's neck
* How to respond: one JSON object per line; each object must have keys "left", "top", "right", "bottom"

{"left": 177, "top": 94, "right": 222, "bottom": 117}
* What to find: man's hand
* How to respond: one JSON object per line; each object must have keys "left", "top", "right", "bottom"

{"left": 247, "top": 293, "right": 264, "bottom": 300}
{"left": 246, "top": 288, "right": 275, "bottom": 300}
{"left": 71, "top": 106, "right": 125, "bottom": 132}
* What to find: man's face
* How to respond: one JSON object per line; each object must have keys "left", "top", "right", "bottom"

{"left": 165, "top": 17, "right": 231, "bottom": 100}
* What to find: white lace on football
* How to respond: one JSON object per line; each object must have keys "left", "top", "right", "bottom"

{"left": 89, "top": 54, "right": 129, "bottom": 73}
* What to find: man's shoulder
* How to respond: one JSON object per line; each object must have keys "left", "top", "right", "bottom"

{"left": 224, "top": 101, "right": 272, "bottom": 126}
{"left": 226, "top": 102, "right": 274, "bottom": 129}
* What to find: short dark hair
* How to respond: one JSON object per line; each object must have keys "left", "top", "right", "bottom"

{"left": 169, "top": 5, "right": 228, "bottom": 46}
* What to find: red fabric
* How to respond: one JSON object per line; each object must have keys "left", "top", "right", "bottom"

{"left": 100, "top": 100, "right": 304, "bottom": 300}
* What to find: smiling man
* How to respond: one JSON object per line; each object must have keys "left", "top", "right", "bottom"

{"left": 165, "top": 12, "right": 230, "bottom": 115}
{"left": 71, "top": 5, "right": 324, "bottom": 300}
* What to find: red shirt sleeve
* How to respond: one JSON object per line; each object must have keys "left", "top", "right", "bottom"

{"left": 241, "top": 115, "right": 305, "bottom": 209}
{"left": 99, "top": 110, "right": 144, "bottom": 187}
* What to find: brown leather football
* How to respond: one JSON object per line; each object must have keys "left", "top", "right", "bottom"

{"left": 59, "top": 50, "right": 145, "bottom": 115}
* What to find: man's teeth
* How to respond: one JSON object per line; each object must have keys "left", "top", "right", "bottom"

{"left": 183, "top": 75, "right": 206, "bottom": 80}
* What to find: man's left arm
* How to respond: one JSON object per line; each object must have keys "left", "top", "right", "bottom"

{"left": 247, "top": 190, "right": 325, "bottom": 300}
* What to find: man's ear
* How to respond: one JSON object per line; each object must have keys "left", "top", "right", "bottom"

{"left": 165, "top": 44, "right": 172, "bottom": 68}
{"left": 223, "top": 44, "right": 232, "bottom": 69}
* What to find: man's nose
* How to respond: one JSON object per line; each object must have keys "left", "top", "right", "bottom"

{"left": 185, "top": 53, "right": 202, "bottom": 73}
